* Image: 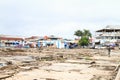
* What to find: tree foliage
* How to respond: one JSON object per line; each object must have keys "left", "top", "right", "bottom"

{"left": 83, "top": 29, "right": 92, "bottom": 37}
{"left": 74, "top": 29, "right": 92, "bottom": 47}
{"left": 78, "top": 36, "right": 89, "bottom": 46}
{"left": 74, "top": 30, "right": 83, "bottom": 37}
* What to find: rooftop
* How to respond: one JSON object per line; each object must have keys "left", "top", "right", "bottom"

{"left": 96, "top": 25, "right": 120, "bottom": 32}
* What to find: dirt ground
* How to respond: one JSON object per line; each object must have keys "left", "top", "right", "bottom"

{"left": 0, "top": 48, "right": 120, "bottom": 80}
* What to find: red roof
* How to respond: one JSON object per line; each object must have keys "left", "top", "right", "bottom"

{"left": 25, "top": 36, "right": 40, "bottom": 40}
{"left": 0, "top": 37, "right": 23, "bottom": 41}
{"left": 44, "top": 36, "right": 48, "bottom": 40}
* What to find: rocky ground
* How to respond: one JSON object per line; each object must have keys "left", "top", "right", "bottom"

{"left": 0, "top": 48, "right": 120, "bottom": 80}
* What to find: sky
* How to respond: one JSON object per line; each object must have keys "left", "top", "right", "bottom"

{"left": 0, "top": 0, "right": 120, "bottom": 39}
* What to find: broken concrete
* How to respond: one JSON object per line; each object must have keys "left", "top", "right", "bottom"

{"left": 0, "top": 48, "right": 119, "bottom": 80}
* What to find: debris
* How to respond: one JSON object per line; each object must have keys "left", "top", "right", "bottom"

{"left": 0, "top": 48, "right": 119, "bottom": 80}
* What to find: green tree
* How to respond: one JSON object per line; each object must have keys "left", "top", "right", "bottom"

{"left": 74, "top": 29, "right": 92, "bottom": 47}
{"left": 78, "top": 36, "right": 89, "bottom": 46}
{"left": 83, "top": 29, "right": 92, "bottom": 37}
{"left": 74, "top": 30, "right": 83, "bottom": 38}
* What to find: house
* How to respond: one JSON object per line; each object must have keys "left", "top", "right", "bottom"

{"left": 38, "top": 35, "right": 64, "bottom": 48}
{"left": 95, "top": 25, "right": 120, "bottom": 46}
{"left": 25, "top": 36, "right": 43, "bottom": 42}
{"left": 24, "top": 35, "right": 64, "bottom": 48}
{"left": 24, "top": 36, "right": 44, "bottom": 48}
{"left": 0, "top": 35, "right": 24, "bottom": 47}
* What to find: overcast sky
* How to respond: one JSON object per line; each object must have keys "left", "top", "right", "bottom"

{"left": 0, "top": 0, "right": 120, "bottom": 39}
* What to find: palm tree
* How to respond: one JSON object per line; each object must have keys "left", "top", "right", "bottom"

{"left": 74, "top": 30, "right": 83, "bottom": 38}
{"left": 74, "top": 29, "right": 91, "bottom": 38}
{"left": 83, "top": 29, "right": 92, "bottom": 38}
{"left": 74, "top": 29, "right": 92, "bottom": 47}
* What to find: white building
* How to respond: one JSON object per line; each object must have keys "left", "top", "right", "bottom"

{"left": 95, "top": 25, "right": 120, "bottom": 45}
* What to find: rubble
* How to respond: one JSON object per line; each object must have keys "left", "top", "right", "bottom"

{"left": 0, "top": 48, "right": 119, "bottom": 80}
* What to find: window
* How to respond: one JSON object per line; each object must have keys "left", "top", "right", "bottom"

{"left": 118, "top": 37, "right": 120, "bottom": 39}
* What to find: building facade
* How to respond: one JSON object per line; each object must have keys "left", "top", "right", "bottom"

{"left": 0, "top": 35, "right": 24, "bottom": 47}
{"left": 95, "top": 25, "right": 120, "bottom": 45}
